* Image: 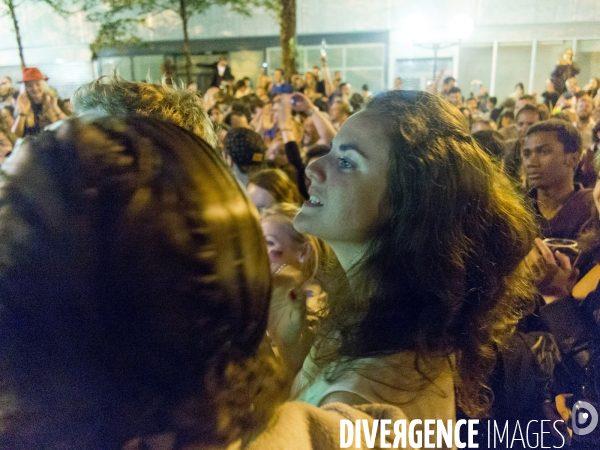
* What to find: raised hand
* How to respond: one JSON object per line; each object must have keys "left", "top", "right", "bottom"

{"left": 17, "top": 93, "right": 31, "bottom": 115}
{"left": 268, "top": 263, "right": 312, "bottom": 373}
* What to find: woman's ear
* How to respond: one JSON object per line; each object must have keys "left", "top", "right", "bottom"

{"left": 297, "top": 241, "right": 312, "bottom": 264}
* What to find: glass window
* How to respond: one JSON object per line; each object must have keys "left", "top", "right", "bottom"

{"left": 495, "top": 42, "right": 533, "bottom": 100}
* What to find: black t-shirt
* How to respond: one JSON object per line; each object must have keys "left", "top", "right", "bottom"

{"left": 24, "top": 102, "right": 44, "bottom": 137}
{"left": 316, "top": 80, "right": 326, "bottom": 96}
{"left": 542, "top": 91, "right": 560, "bottom": 109}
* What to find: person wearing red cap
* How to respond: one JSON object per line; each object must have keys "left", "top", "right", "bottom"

{"left": 12, "top": 67, "right": 66, "bottom": 138}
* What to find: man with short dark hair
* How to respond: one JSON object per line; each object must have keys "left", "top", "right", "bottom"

{"left": 447, "top": 87, "right": 463, "bottom": 108}
{"left": 515, "top": 94, "right": 536, "bottom": 112}
{"left": 441, "top": 76, "right": 455, "bottom": 100}
{"left": 270, "top": 68, "right": 293, "bottom": 96}
{"left": 573, "top": 94, "right": 596, "bottom": 150}
{"left": 197, "top": 55, "right": 234, "bottom": 89}
{"left": 523, "top": 119, "right": 593, "bottom": 239}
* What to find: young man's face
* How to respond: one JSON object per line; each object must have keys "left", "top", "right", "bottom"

{"left": 523, "top": 131, "right": 578, "bottom": 191}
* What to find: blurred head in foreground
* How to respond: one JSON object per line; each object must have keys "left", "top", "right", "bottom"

{"left": 0, "top": 116, "right": 286, "bottom": 448}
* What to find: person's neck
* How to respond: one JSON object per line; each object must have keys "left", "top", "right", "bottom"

{"left": 536, "top": 181, "right": 575, "bottom": 219}
{"left": 328, "top": 241, "right": 367, "bottom": 276}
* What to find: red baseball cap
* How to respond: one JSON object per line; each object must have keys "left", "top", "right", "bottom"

{"left": 20, "top": 67, "right": 49, "bottom": 83}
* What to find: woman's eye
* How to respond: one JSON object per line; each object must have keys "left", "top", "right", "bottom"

{"left": 337, "top": 157, "right": 355, "bottom": 169}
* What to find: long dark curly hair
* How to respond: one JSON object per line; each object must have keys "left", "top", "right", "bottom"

{"left": 0, "top": 117, "right": 287, "bottom": 448}
{"left": 314, "top": 90, "right": 538, "bottom": 418}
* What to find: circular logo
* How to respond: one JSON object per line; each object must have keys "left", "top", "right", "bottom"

{"left": 572, "top": 401, "right": 598, "bottom": 436}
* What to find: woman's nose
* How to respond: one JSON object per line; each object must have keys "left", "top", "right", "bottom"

{"left": 305, "top": 155, "right": 327, "bottom": 185}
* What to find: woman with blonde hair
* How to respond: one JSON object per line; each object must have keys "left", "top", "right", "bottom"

{"left": 262, "top": 203, "right": 341, "bottom": 374}
{"left": 12, "top": 67, "right": 66, "bottom": 137}
{"left": 247, "top": 168, "right": 303, "bottom": 211}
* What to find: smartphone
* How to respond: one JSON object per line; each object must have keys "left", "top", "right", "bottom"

{"left": 320, "top": 39, "right": 327, "bottom": 58}
{"left": 262, "top": 62, "right": 268, "bottom": 68}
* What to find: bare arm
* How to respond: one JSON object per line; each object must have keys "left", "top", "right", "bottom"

{"left": 268, "top": 264, "right": 314, "bottom": 376}
{"left": 291, "top": 92, "right": 336, "bottom": 144}
{"left": 275, "top": 94, "right": 298, "bottom": 144}
{"left": 321, "top": 55, "right": 334, "bottom": 98}
{"left": 11, "top": 93, "right": 30, "bottom": 138}
{"left": 428, "top": 69, "right": 444, "bottom": 94}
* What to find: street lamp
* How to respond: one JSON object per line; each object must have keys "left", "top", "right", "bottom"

{"left": 401, "top": 13, "right": 474, "bottom": 80}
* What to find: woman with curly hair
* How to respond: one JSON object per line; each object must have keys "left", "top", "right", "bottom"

{"left": 0, "top": 116, "right": 403, "bottom": 449}
{"left": 271, "top": 90, "right": 538, "bottom": 422}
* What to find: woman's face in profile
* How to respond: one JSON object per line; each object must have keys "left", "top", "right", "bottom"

{"left": 294, "top": 110, "right": 389, "bottom": 247}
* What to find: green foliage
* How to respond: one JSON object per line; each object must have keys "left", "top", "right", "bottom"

{"left": 86, "top": 0, "right": 279, "bottom": 54}
{"left": 89, "top": 18, "right": 144, "bottom": 56}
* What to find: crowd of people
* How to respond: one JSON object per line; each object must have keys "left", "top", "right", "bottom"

{"left": 0, "top": 46, "right": 598, "bottom": 449}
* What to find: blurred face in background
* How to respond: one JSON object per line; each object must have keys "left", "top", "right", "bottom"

{"left": 516, "top": 110, "right": 540, "bottom": 139}
{"left": 261, "top": 216, "right": 309, "bottom": 270}
{"left": 25, "top": 80, "right": 44, "bottom": 103}
{"left": 466, "top": 98, "right": 478, "bottom": 113}
{"left": 274, "top": 70, "right": 283, "bottom": 84}
{"left": 303, "top": 116, "right": 319, "bottom": 145}
{"left": 577, "top": 96, "right": 593, "bottom": 121}
{"left": 248, "top": 183, "right": 276, "bottom": 211}
{"left": 266, "top": 138, "right": 288, "bottom": 166}
{"left": 210, "top": 108, "right": 224, "bottom": 125}
{"left": 448, "top": 92, "right": 462, "bottom": 107}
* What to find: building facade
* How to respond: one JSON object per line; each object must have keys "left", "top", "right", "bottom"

{"left": 0, "top": 0, "right": 599, "bottom": 100}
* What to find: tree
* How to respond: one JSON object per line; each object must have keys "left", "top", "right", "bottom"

{"left": 87, "top": 0, "right": 278, "bottom": 85}
{"left": 1, "top": 0, "right": 67, "bottom": 69}
{"left": 278, "top": 0, "right": 295, "bottom": 79}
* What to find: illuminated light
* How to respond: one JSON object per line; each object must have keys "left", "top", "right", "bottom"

{"left": 400, "top": 13, "right": 431, "bottom": 43}
{"left": 448, "top": 13, "right": 474, "bottom": 40}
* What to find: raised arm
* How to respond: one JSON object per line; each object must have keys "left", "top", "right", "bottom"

{"left": 11, "top": 93, "right": 30, "bottom": 138}
{"left": 321, "top": 56, "right": 335, "bottom": 98}
{"left": 268, "top": 264, "right": 314, "bottom": 376}
{"left": 275, "top": 94, "right": 308, "bottom": 198}
{"left": 291, "top": 92, "right": 336, "bottom": 145}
